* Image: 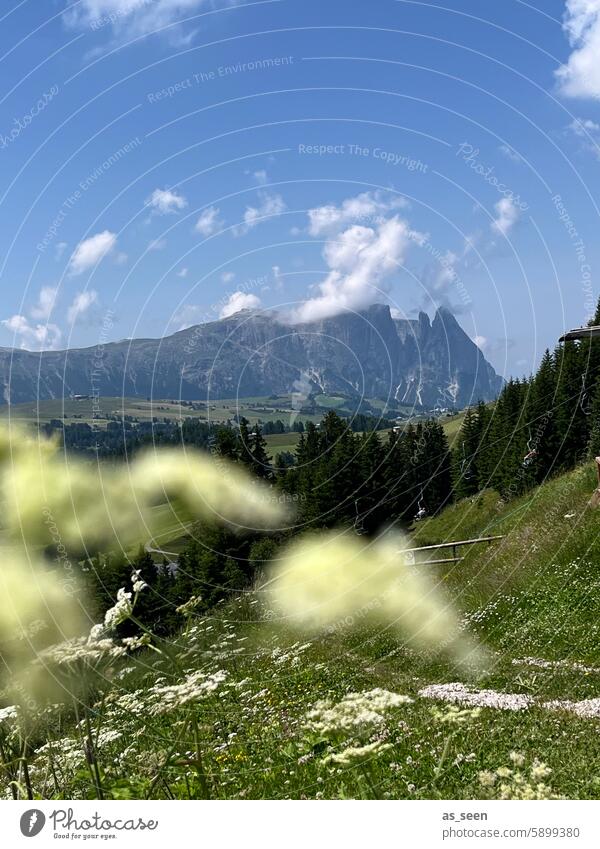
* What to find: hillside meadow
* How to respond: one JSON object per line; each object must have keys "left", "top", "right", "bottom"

{"left": 2, "top": 449, "right": 600, "bottom": 800}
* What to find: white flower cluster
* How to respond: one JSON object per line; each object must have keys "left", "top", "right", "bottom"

{"left": 131, "top": 569, "right": 147, "bottom": 594}
{"left": 103, "top": 588, "right": 133, "bottom": 630}
{"left": 305, "top": 688, "right": 413, "bottom": 734}
{"left": 544, "top": 696, "right": 600, "bottom": 719}
{"left": 148, "top": 669, "right": 227, "bottom": 714}
{"left": 324, "top": 740, "right": 393, "bottom": 765}
{"left": 33, "top": 737, "right": 86, "bottom": 782}
{"left": 431, "top": 704, "right": 482, "bottom": 725}
{"left": 513, "top": 656, "right": 600, "bottom": 675}
{"left": 40, "top": 636, "right": 127, "bottom": 665}
{"left": 176, "top": 595, "right": 203, "bottom": 616}
{"left": 121, "top": 634, "right": 151, "bottom": 651}
{"left": 479, "top": 753, "right": 563, "bottom": 800}
{"left": 419, "top": 682, "right": 532, "bottom": 712}
{"left": 0, "top": 705, "right": 17, "bottom": 726}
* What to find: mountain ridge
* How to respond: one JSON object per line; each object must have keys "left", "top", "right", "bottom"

{"left": 0, "top": 304, "right": 503, "bottom": 408}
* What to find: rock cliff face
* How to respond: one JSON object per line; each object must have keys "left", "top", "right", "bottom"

{"left": 0, "top": 305, "right": 503, "bottom": 408}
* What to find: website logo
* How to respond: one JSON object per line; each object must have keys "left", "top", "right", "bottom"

{"left": 20, "top": 810, "right": 46, "bottom": 837}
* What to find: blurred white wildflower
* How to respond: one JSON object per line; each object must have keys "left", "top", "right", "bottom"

{"left": 0, "top": 424, "right": 289, "bottom": 703}
{"left": 0, "top": 553, "right": 85, "bottom": 701}
{"left": 269, "top": 532, "right": 485, "bottom": 669}
{"left": 2, "top": 426, "right": 288, "bottom": 554}
{"left": 305, "top": 688, "right": 412, "bottom": 734}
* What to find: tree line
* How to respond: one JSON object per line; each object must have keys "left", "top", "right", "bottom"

{"left": 453, "top": 300, "right": 600, "bottom": 500}
{"left": 84, "top": 299, "right": 600, "bottom": 631}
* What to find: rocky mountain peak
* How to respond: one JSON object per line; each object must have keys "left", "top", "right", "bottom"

{"left": 0, "top": 304, "right": 503, "bottom": 408}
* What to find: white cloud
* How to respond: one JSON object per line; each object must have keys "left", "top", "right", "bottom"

{"left": 148, "top": 237, "right": 167, "bottom": 251}
{"left": 293, "top": 216, "right": 423, "bottom": 324}
{"left": 30, "top": 286, "right": 59, "bottom": 320}
{"left": 568, "top": 116, "right": 600, "bottom": 158}
{"left": 177, "top": 267, "right": 189, "bottom": 278}
{"left": 252, "top": 169, "right": 268, "bottom": 184}
{"left": 63, "top": 0, "right": 220, "bottom": 41}
{"left": 498, "top": 144, "right": 523, "bottom": 163}
{"left": 219, "top": 291, "right": 261, "bottom": 318}
{"left": 307, "top": 191, "right": 408, "bottom": 237}
{"left": 272, "top": 265, "right": 284, "bottom": 290}
{"left": 147, "top": 187, "right": 187, "bottom": 215}
{"left": 491, "top": 197, "right": 519, "bottom": 236}
{"left": 170, "top": 303, "right": 203, "bottom": 331}
{"left": 55, "top": 242, "right": 68, "bottom": 260}
{"left": 235, "top": 192, "right": 286, "bottom": 236}
{"left": 472, "top": 335, "right": 488, "bottom": 350}
{"left": 67, "top": 290, "right": 99, "bottom": 323}
{"left": 195, "top": 206, "right": 223, "bottom": 236}
{"left": 221, "top": 271, "right": 235, "bottom": 284}
{"left": 69, "top": 230, "right": 117, "bottom": 275}
{"left": 2, "top": 314, "right": 62, "bottom": 350}
{"left": 556, "top": 0, "right": 600, "bottom": 99}
{"left": 570, "top": 116, "right": 600, "bottom": 136}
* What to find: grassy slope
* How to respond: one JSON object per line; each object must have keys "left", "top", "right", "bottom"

{"left": 21, "top": 460, "right": 600, "bottom": 800}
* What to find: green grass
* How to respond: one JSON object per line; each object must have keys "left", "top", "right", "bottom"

{"left": 0, "top": 396, "right": 327, "bottom": 430}
{"left": 313, "top": 394, "right": 347, "bottom": 409}
{"left": 441, "top": 409, "right": 468, "bottom": 445}
{"left": 264, "top": 432, "right": 302, "bottom": 456}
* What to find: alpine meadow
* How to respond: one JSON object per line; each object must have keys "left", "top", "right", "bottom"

{"left": 3, "top": 1, "right": 600, "bottom": 839}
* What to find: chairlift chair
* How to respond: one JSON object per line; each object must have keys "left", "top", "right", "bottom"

{"left": 414, "top": 492, "right": 427, "bottom": 522}
{"left": 522, "top": 430, "right": 538, "bottom": 468}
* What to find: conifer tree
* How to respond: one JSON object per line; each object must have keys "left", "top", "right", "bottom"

{"left": 250, "top": 424, "right": 272, "bottom": 479}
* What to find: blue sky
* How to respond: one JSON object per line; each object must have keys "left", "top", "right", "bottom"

{"left": 1, "top": 0, "right": 600, "bottom": 378}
